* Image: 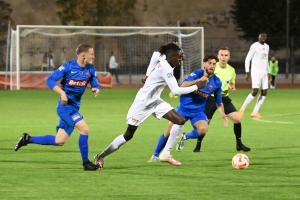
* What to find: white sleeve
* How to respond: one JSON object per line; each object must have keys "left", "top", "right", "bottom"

{"left": 245, "top": 45, "right": 255, "bottom": 73}
{"left": 161, "top": 61, "right": 197, "bottom": 95}
{"left": 146, "top": 52, "right": 166, "bottom": 76}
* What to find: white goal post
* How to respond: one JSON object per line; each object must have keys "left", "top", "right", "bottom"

{"left": 9, "top": 25, "right": 204, "bottom": 90}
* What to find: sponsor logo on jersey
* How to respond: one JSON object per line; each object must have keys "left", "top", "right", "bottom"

{"left": 189, "top": 72, "right": 196, "bottom": 77}
{"left": 68, "top": 79, "right": 88, "bottom": 87}
{"left": 79, "top": 71, "right": 83, "bottom": 76}
{"left": 131, "top": 118, "right": 139, "bottom": 125}
{"left": 194, "top": 90, "right": 209, "bottom": 98}
{"left": 72, "top": 114, "right": 81, "bottom": 121}
{"left": 167, "top": 73, "right": 173, "bottom": 78}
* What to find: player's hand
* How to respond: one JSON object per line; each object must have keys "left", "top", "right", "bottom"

{"left": 195, "top": 76, "right": 208, "bottom": 89}
{"left": 245, "top": 72, "right": 251, "bottom": 81}
{"left": 230, "top": 86, "right": 236, "bottom": 93}
{"left": 60, "top": 93, "right": 68, "bottom": 106}
{"left": 92, "top": 88, "right": 99, "bottom": 97}
{"left": 222, "top": 115, "right": 228, "bottom": 127}
{"left": 141, "top": 76, "right": 148, "bottom": 83}
{"left": 268, "top": 74, "right": 272, "bottom": 83}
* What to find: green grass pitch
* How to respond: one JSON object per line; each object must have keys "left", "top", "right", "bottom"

{"left": 0, "top": 88, "right": 299, "bottom": 200}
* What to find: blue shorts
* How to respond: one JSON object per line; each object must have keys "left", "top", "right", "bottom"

{"left": 56, "top": 100, "right": 83, "bottom": 136}
{"left": 176, "top": 107, "right": 208, "bottom": 127}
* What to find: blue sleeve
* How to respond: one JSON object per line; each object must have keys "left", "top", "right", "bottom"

{"left": 214, "top": 79, "right": 223, "bottom": 105}
{"left": 46, "top": 64, "right": 69, "bottom": 89}
{"left": 90, "top": 68, "right": 100, "bottom": 89}
{"left": 182, "top": 69, "right": 204, "bottom": 82}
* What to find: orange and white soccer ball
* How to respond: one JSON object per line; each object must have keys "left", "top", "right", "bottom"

{"left": 232, "top": 153, "right": 250, "bottom": 169}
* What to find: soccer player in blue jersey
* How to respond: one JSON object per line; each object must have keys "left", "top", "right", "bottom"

{"left": 148, "top": 54, "right": 228, "bottom": 162}
{"left": 14, "top": 44, "right": 100, "bottom": 171}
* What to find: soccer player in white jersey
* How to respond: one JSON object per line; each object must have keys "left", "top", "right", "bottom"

{"left": 141, "top": 40, "right": 181, "bottom": 99}
{"left": 94, "top": 43, "right": 208, "bottom": 168}
{"left": 239, "top": 32, "right": 271, "bottom": 119}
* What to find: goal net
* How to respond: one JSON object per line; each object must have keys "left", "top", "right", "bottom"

{"left": 9, "top": 26, "right": 204, "bottom": 90}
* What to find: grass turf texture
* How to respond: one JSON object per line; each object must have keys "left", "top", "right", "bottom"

{"left": 0, "top": 88, "right": 299, "bottom": 200}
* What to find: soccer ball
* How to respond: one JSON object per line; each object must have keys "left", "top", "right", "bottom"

{"left": 232, "top": 153, "right": 250, "bottom": 169}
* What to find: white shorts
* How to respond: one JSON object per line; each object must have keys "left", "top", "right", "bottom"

{"left": 126, "top": 99, "right": 173, "bottom": 126}
{"left": 251, "top": 73, "right": 269, "bottom": 90}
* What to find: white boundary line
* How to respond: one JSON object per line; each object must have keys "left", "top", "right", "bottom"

{"left": 251, "top": 113, "right": 300, "bottom": 124}
{"left": 252, "top": 118, "right": 295, "bottom": 124}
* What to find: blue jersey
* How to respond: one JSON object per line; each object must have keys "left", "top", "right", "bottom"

{"left": 46, "top": 60, "right": 100, "bottom": 108}
{"left": 178, "top": 69, "right": 222, "bottom": 114}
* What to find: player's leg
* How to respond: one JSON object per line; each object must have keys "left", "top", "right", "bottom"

{"left": 157, "top": 105, "right": 186, "bottom": 165}
{"left": 239, "top": 86, "right": 259, "bottom": 118}
{"left": 94, "top": 124, "right": 138, "bottom": 169}
{"left": 94, "top": 100, "right": 151, "bottom": 168}
{"left": 224, "top": 97, "right": 251, "bottom": 152}
{"left": 14, "top": 105, "right": 73, "bottom": 151}
{"left": 270, "top": 75, "right": 275, "bottom": 88}
{"left": 251, "top": 75, "right": 268, "bottom": 118}
{"left": 177, "top": 115, "right": 208, "bottom": 152}
{"left": 194, "top": 96, "right": 216, "bottom": 152}
{"left": 239, "top": 74, "right": 261, "bottom": 117}
{"left": 148, "top": 121, "right": 173, "bottom": 162}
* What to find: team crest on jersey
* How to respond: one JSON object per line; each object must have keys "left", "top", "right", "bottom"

{"left": 58, "top": 65, "right": 65, "bottom": 71}
{"left": 167, "top": 73, "right": 173, "bottom": 78}
{"left": 86, "top": 73, "right": 90, "bottom": 77}
{"left": 208, "top": 85, "right": 213, "bottom": 90}
{"left": 261, "top": 53, "right": 267, "bottom": 59}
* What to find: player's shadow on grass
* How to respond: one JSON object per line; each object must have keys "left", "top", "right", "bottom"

{"left": 255, "top": 146, "right": 299, "bottom": 150}
{"left": 0, "top": 147, "right": 79, "bottom": 153}
{"left": 0, "top": 159, "right": 77, "bottom": 165}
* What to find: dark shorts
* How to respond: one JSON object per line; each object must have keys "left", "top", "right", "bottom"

{"left": 205, "top": 96, "right": 237, "bottom": 119}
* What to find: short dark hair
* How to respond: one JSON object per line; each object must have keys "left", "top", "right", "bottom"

{"left": 76, "top": 44, "right": 92, "bottom": 55}
{"left": 158, "top": 43, "right": 181, "bottom": 55}
{"left": 259, "top": 32, "right": 267, "bottom": 36}
{"left": 203, "top": 54, "right": 218, "bottom": 62}
{"left": 218, "top": 46, "right": 230, "bottom": 52}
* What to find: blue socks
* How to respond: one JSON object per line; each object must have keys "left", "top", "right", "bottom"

{"left": 153, "top": 133, "right": 168, "bottom": 157}
{"left": 185, "top": 129, "right": 199, "bottom": 139}
{"left": 78, "top": 134, "right": 89, "bottom": 163}
{"left": 29, "top": 135, "right": 56, "bottom": 145}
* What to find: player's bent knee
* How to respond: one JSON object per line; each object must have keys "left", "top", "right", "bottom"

{"left": 197, "top": 128, "right": 207, "bottom": 136}
{"left": 56, "top": 142, "right": 65, "bottom": 146}
{"left": 174, "top": 117, "right": 186, "bottom": 125}
{"left": 123, "top": 132, "right": 134, "bottom": 141}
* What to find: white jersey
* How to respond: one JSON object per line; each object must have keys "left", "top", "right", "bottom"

{"left": 245, "top": 42, "right": 269, "bottom": 75}
{"left": 145, "top": 51, "right": 166, "bottom": 76}
{"left": 135, "top": 60, "right": 197, "bottom": 106}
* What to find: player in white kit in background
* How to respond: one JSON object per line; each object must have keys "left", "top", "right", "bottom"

{"left": 94, "top": 43, "right": 208, "bottom": 168}
{"left": 239, "top": 32, "right": 271, "bottom": 119}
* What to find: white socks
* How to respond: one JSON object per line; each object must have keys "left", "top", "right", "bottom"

{"left": 98, "top": 134, "right": 126, "bottom": 158}
{"left": 253, "top": 95, "right": 266, "bottom": 113}
{"left": 160, "top": 124, "right": 184, "bottom": 157}
{"left": 241, "top": 94, "right": 255, "bottom": 110}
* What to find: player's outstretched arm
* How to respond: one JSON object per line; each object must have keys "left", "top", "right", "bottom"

{"left": 216, "top": 103, "right": 228, "bottom": 127}
{"left": 90, "top": 69, "right": 100, "bottom": 97}
{"left": 46, "top": 65, "right": 68, "bottom": 105}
